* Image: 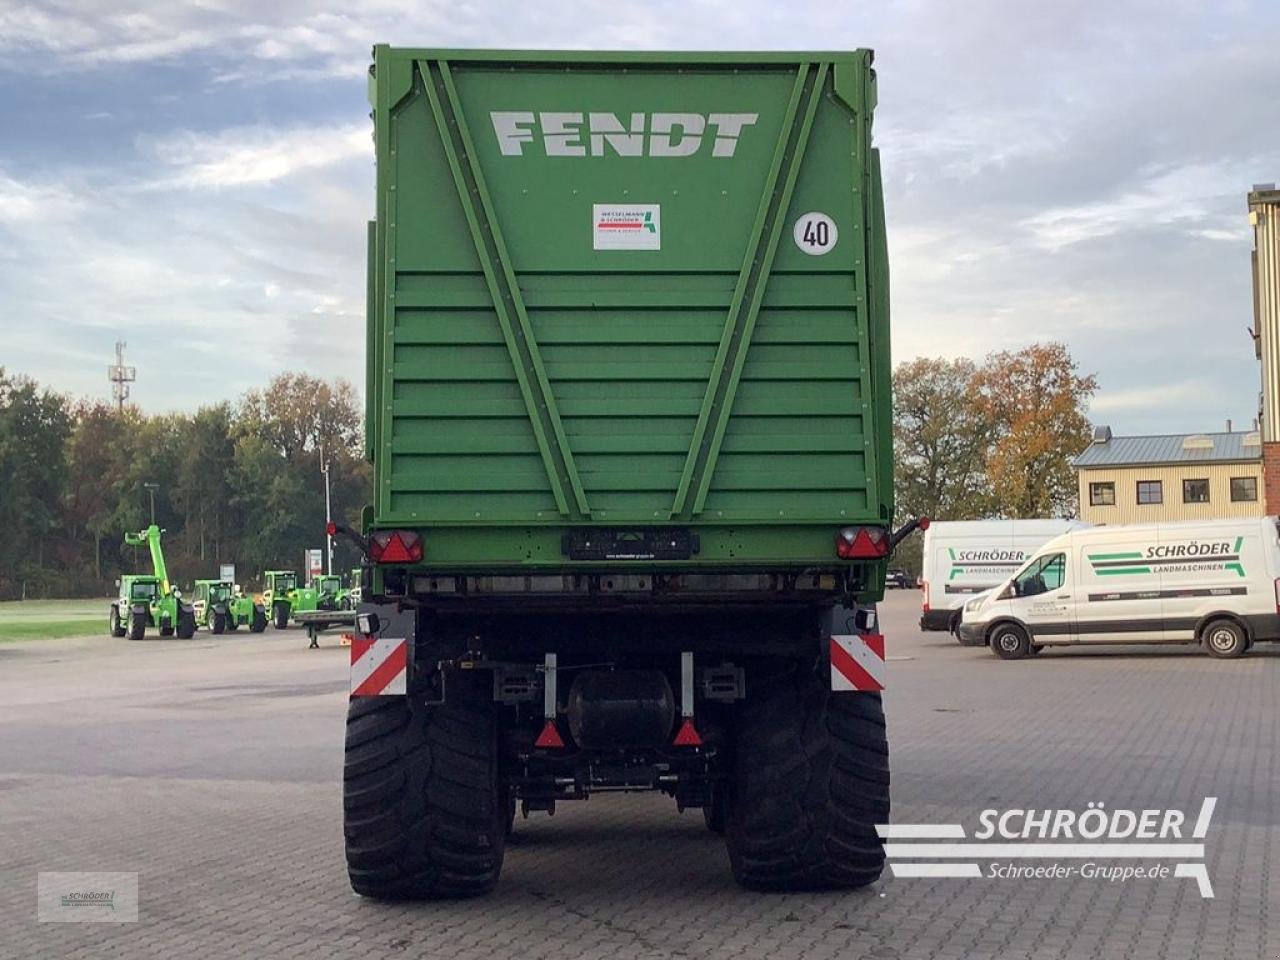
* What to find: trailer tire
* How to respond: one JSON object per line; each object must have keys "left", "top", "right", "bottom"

{"left": 725, "top": 660, "right": 888, "bottom": 891}
{"left": 344, "top": 674, "right": 505, "bottom": 900}
{"left": 703, "top": 785, "right": 727, "bottom": 834}
{"left": 210, "top": 610, "right": 227, "bottom": 635}
{"left": 250, "top": 606, "right": 267, "bottom": 633}
{"left": 272, "top": 601, "right": 290, "bottom": 630}
{"left": 109, "top": 606, "right": 126, "bottom": 638}
{"left": 127, "top": 609, "right": 147, "bottom": 641}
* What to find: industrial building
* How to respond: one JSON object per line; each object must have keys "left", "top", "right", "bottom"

{"left": 1249, "top": 183, "right": 1280, "bottom": 512}
{"left": 1073, "top": 426, "right": 1264, "bottom": 525}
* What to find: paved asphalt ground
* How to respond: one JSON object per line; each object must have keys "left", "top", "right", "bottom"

{"left": 1, "top": 590, "right": 1276, "bottom": 960}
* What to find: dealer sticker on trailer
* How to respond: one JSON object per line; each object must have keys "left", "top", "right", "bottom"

{"left": 594, "top": 204, "right": 661, "bottom": 250}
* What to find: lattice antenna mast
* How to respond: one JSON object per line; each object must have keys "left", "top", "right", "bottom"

{"left": 108, "top": 340, "right": 136, "bottom": 412}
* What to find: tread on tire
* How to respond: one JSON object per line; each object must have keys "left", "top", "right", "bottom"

{"left": 344, "top": 673, "right": 505, "bottom": 899}
{"left": 725, "top": 659, "right": 889, "bottom": 891}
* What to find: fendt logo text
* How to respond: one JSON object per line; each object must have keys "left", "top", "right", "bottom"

{"left": 491, "top": 111, "right": 759, "bottom": 158}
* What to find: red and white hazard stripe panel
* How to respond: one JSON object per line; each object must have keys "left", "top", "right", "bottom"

{"left": 350, "top": 635, "right": 408, "bottom": 696}
{"left": 830, "top": 633, "right": 885, "bottom": 692}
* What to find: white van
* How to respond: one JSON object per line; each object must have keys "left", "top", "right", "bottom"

{"left": 957, "top": 517, "right": 1280, "bottom": 659}
{"left": 920, "top": 519, "right": 1086, "bottom": 632}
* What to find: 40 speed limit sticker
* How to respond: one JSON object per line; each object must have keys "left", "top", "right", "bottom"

{"left": 793, "top": 211, "right": 838, "bottom": 255}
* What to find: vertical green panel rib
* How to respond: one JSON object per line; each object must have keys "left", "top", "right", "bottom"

{"left": 670, "top": 62, "right": 829, "bottom": 518}
{"left": 419, "top": 59, "right": 589, "bottom": 518}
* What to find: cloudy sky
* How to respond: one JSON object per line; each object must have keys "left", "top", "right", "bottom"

{"left": 1, "top": 0, "right": 1276, "bottom": 435}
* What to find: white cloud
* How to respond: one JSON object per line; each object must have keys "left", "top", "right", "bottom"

{"left": 1089, "top": 381, "right": 1210, "bottom": 414}
{"left": 0, "top": 172, "right": 84, "bottom": 224}
{"left": 1, "top": 0, "right": 1277, "bottom": 430}
{"left": 141, "top": 124, "right": 370, "bottom": 190}
{"left": 1020, "top": 162, "right": 1243, "bottom": 251}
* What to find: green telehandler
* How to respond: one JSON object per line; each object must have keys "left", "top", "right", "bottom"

{"left": 110, "top": 524, "right": 195, "bottom": 640}
{"left": 191, "top": 580, "right": 268, "bottom": 634}
{"left": 344, "top": 568, "right": 362, "bottom": 609}
{"left": 260, "top": 570, "right": 320, "bottom": 628}
{"left": 312, "top": 574, "right": 347, "bottom": 611}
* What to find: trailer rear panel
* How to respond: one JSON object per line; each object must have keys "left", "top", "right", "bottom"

{"left": 367, "top": 48, "right": 891, "bottom": 569}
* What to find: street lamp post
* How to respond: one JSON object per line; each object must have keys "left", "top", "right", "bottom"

{"left": 320, "top": 445, "right": 333, "bottom": 576}
{"left": 143, "top": 482, "right": 159, "bottom": 525}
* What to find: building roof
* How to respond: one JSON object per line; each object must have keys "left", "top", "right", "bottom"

{"left": 1073, "top": 429, "right": 1261, "bottom": 469}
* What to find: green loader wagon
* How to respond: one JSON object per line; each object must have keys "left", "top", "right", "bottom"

{"left": 343, "top": 46, "right": 915, "bottom": 899}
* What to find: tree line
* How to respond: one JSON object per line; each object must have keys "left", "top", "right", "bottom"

{"left": 1, "top": 341, "right": 1096, "bottom": 596}
{"left": 0, "top": 370, "right": 370, "bottom": 600}
{"left": 892, "top": 342, "right": 1097, "bottom": 573}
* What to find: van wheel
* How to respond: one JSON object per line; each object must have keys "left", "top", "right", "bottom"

{"left": 990, "top": 623, "right": 1030, "bottom": 660}
{"left": 1202, "top": 619, "right": 1247, "bottom": 659}
{"left": 948, "top": 612, "right": 961, "bottom": 637}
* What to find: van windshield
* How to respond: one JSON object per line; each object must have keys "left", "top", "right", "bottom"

{"left": 1013, "top": 553, "right": 1065, "bottom": 597}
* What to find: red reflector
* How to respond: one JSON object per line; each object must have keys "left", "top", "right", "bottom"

{"left": 369, "top": 530, "right": 423, "bottom": 564}
{"left": 326, "top": 521, "right": 338, "bottom": 537}
{"left": 836, "top": 526, "right": 889, "bottom": 559}
{"left": 534, "top": 719, "right": 565, "bottom": 749}
{"left": 673, "top": 718, "right": 702, "bottom": 747}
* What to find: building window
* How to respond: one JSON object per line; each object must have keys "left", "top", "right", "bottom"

{"left": 1182, "top": 479, "right": 1210, "bottom": 504}
{"left": 1136, "top": 480, "right": 1163, "bottom": 505}
{"left": 1231, "top": 476, "right": 1259, "bottom": 502}
{"left": 1089, "top": 482, "right": 1115, "bottom": 506}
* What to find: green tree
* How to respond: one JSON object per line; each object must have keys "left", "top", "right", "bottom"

{"left": 175, "top": 404, "right": 235, "bottom": 566}
{"left": 971, "top": 342, "right": 1097, "bottom": 518}
{"left": 0, "top": 370, "right": 71, "bottom": 598}
{"left": 892, "top": 356, "right": 995, "bottom": 523}
{"left": 65, "top": 401, "right": 134, "bottom": 588}
{"left": 232, "top": 373, "right": 368, "bottom": 579}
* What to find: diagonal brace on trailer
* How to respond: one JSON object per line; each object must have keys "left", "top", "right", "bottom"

{"left": 670, "top": 62, "right": 830, "bottom": 519}
{"left": 419, "top": 58, "right": 590, "bottom": 519}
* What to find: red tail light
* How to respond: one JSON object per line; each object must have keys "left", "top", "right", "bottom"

{"left": 368, "top": 530, "right": 423, "bottom": 564}
{"left": 922, "top": 581, "right": 930, "bottom": 613}
{"left": 836, "top": 526, "right": 889, "bottom": 559}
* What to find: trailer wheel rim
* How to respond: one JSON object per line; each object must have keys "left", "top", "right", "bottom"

{"left": 1208, "top": 626, "right": 1238, "bottom": 653}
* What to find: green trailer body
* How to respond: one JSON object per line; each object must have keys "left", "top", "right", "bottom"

{"left": 365, "top": 47, "right": 892, "bottom": 579}
{"left": 346, "top": 47, "right": 899, "bottom": 901}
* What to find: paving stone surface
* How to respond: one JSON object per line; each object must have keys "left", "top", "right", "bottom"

{"left": 0, "top": 591, "right": 1275, "bottom": 959}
